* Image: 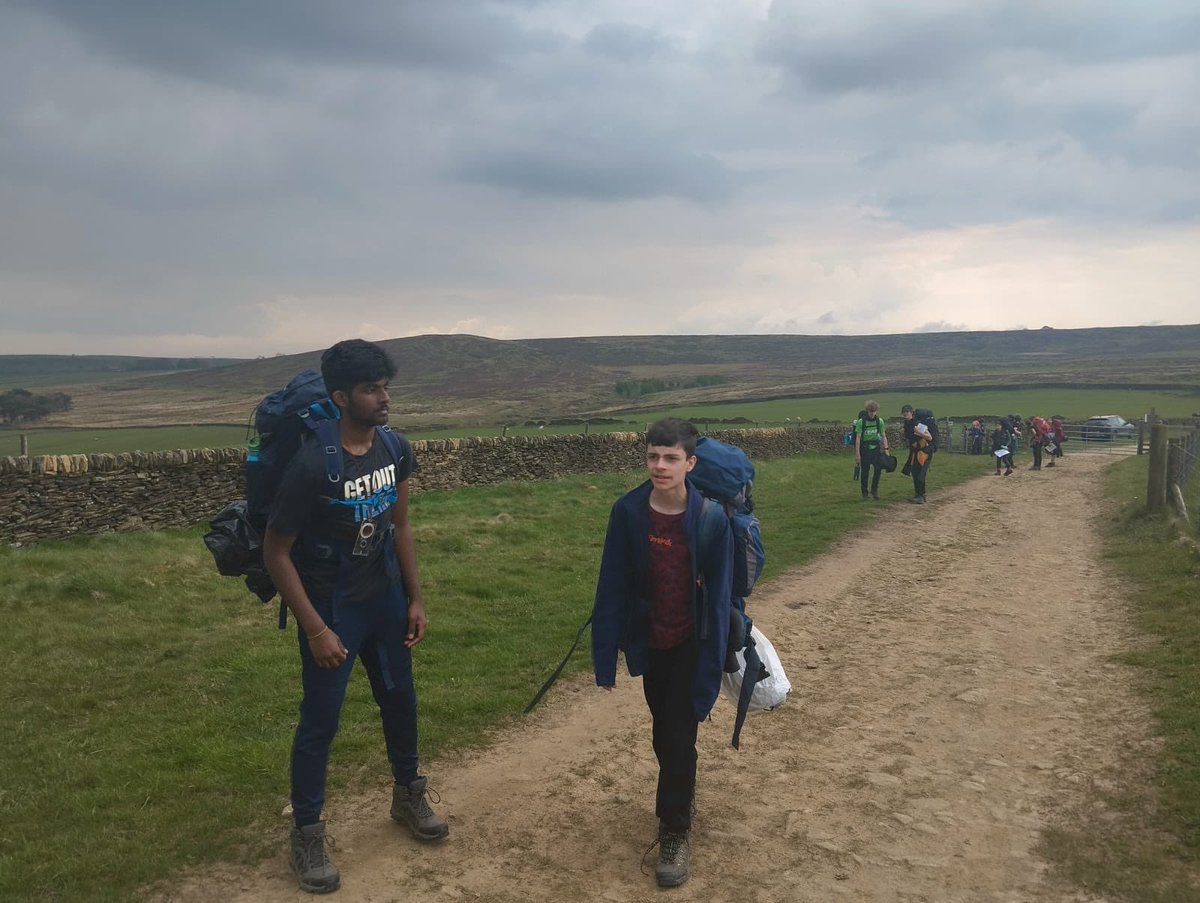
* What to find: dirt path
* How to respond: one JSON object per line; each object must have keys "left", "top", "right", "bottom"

{"left": 165, "top": 453, "right": 1154, "bottom": 903}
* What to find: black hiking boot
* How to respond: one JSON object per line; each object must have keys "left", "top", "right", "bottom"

{"left": 655, "top": 827, "right": 690, "bottom": 887}
{"left": 391, "top": 777, "right": 449, "bottom": 841}
{"left": 290, "top": 821, "right": 340, "bottom": 894}
{"left": 871, "top": 491, "right": 879, "bottom": 500}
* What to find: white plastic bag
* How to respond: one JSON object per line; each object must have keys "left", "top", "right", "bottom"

{"left": 720, "top": 625, "right": 791, "bottom": 712}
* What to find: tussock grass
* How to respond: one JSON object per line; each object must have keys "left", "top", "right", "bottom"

{"left": 0, "top": 451, "right": 988, "bottom": 901}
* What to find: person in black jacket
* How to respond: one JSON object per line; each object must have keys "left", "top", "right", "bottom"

{"left": 901, "top": 404, "right": 934, "bottom": 503}
{"left": 991, "top": 421, "right": 1014, "bottom": 476}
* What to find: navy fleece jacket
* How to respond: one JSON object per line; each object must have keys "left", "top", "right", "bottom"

{"left": 591, "top": 479, "right": 733, "bottom": 722}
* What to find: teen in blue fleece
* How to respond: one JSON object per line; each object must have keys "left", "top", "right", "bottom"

{"left": 591, "top": 418, "right": 732, "bottom": 889}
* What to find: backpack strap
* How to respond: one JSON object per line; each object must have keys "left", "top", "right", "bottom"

{"left": 732, "top": 635, "right": 768, "bottom": 751}
{"left": 523, "top": 615, "right": 592, "bottom": 714}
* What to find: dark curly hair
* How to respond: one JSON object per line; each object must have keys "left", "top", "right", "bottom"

{"left": 320, "top": 339, "right": 396, "bottom": 396}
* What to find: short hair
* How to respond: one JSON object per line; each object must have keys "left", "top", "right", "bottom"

{"left": 901, "top": 404, "right": 914, "bottom": 414}
{"left": 646, "top": 417, "right": 699, "bottom": 456}
{"left": 865, "top": 400, "right": 879, "bottom": 415}
{"left": 320, "top": 339, "right": 397, "bottom": 396}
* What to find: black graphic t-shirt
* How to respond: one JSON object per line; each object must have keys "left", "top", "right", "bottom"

{"left": 268, "top": 430, "right": 416, "bottom": 605}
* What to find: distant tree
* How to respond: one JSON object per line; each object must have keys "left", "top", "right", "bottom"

{"left": 0, "top": 388, "right": 73, "bottom": 424}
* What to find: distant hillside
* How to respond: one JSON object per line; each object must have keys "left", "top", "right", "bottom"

{"left": 20, "top": 325, "right": 1200, "bottom": 429}
{"left": 0, "top": 354, "right": 246, "bottom": 380}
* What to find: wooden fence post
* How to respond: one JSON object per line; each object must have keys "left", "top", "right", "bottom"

{"left": 1146, "top": 424, "right": 1170, "bottom": 512}
{"left": 20, "top": 433, "right": 29, "bottom": 456}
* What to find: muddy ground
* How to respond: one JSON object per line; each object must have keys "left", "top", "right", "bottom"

{"left": 162, "top": 453, "right": 1161, "bottom": 902}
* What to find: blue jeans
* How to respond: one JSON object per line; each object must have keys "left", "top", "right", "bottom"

{"left": 291, "top": 589, "right": 419, "bottom": 827}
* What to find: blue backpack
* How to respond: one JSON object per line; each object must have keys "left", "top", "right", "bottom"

{"left": 203, "top": 369, "right": 403, "bottom": 620}
{"left": 691, "top": 436, "right": 769, "bottom": 749}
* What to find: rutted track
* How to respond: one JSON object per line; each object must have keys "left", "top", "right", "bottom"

{"left": 160, "top": 453, "right": 1155, "bottom": 903}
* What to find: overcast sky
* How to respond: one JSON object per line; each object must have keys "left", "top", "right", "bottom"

{"left": 1, "top": 1, "right": 1197, "bottom": 357}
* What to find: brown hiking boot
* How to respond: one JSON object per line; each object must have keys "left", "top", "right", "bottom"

{"left": 289, "top": 821, "right": 340, "bottom": 894}
{"left": 655, "top": 828, "right": 690, "bottom": 887}
{"left": 391, "top": 777, "right": 449, "bottom": 841}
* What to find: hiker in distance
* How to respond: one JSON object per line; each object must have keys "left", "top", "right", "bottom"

{"left": 901, "top": 403, "right": 934, "bottom": 504}
{"left": 591, "top": 417, "right": 734, "bottom": 889}
{"left": 853, "top": 399, "right": 891, "bottom": 500}
{"left": 263, "top": 339, "right": 448, "bottom": 894}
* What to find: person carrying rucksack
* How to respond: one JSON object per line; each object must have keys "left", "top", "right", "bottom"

{"left": 992, "top": 420, "right": 1014, "bottom": 476}
{"left": 591, "top": 417, "right": 733, "bottom": 889}
{"left": 901, "top": 404, "right": 936, "bottom": 504}
{"left": 853, "top": 399, "right": 891, "bottom": 500}
{"left": 262, "top": 339, "right": 448, "bottom": 894}
{"left": 1027, "top": 416, "right": 1050, "bottom": 471}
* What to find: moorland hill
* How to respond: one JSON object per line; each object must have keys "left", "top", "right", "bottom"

{"left": 8, "top": 324, "right": 1199, "bottom": 429}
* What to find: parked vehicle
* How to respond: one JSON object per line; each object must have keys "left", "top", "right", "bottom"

{"left": 1079, "top": 414, "right": 1137, "bottom": 441}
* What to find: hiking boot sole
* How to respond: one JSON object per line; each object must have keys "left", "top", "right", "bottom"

{"left": 290, "top": 862, "right": 340, "bottom": 895}
{"left": 656, "top": 870, "right": 689, "bottom": 888}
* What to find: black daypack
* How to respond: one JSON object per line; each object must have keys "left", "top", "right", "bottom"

{"left": 203, "top": 369, "right": 403, "bottom": 621}
{"left": 914, "top": 408, "right": 940, "bottom": 452}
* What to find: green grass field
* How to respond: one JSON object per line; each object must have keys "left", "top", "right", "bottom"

{"left": 0, "top": 451, "right": 985, "bottom": 902}
{"left": 6, "top": 388, "right": 1196, "bottom": 456}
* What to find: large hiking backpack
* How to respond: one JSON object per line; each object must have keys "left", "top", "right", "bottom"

{"left": 691, "top": 436, "right": 769, "bottom": 749}
{"left": 203, "top": 368, "right": 402, "bottom": 619}
{"left": 914, "top": 408, "right": 940, "bottom": 453}
{"left": 690, "top": 436, "right": 765, "bottom": 602}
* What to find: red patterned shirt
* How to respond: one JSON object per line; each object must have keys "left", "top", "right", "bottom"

{"left": 647, "top": 505, "right": 694, "bottom": 650}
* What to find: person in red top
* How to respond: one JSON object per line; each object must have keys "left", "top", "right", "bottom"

{"left": 1048, "top": 416, "right": 1066, "bottom": 466}
{"left": 591, "top": 417, "right": 733, "bottom": 889}
{"left": 1028, "top": 416, "right": 1051, "bottom": 471}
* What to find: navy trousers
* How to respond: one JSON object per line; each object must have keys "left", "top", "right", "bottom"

{"left": 291, "top": 589, "right": 419, "bottom": 827}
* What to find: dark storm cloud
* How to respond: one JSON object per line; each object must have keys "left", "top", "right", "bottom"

{"left": 16, "top": 0, "right": 555, "bottom": 82}
{"left": 759, "top": 0, "right": 1200, "bottom": 94}
{"left": 455, "top": 141, "right": 737, "bottom": 204}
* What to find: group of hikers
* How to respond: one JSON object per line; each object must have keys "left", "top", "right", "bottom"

{"left": 851, "top": 401, "right": 938, "bottom": 504}
{"left": 851, "top": 405, "right": 1068, "bottom": 504}
{"left": 258, "top": 338, "right": 744, "bottom": 893}
{"left": 968, "top": 414, "right": 1066, "bottom": 476}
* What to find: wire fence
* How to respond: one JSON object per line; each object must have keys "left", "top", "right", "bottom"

{"left": 1168, "top": 428, "right": 1200, "bottom": 490}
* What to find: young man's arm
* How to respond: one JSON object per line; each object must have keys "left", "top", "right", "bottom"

{"left": 391, "top": 479, "right": 427, "bottom": 648}
{"left": 263, "top": 529, "right": 348, "bottom": 669}
{"left": 853, "top": 420, "right": 862, "bottom": 463}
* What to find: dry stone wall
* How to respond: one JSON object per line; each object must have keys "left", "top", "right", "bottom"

{"left": 0, "top": 425, "right": 897, "bottom": 545}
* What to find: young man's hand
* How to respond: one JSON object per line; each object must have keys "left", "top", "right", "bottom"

{"left": 309, "top": 629, "right": 348, "bottom": 669}
{"left": 405, "top": 600, "right": 428, "bottom": 648}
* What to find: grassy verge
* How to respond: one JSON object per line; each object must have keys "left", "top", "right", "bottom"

{"left": 1041, "top": 454, "right": 1200, "bottom": 901}
{"left": 0, "top": 451, "right": 984, "bottom": 902}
